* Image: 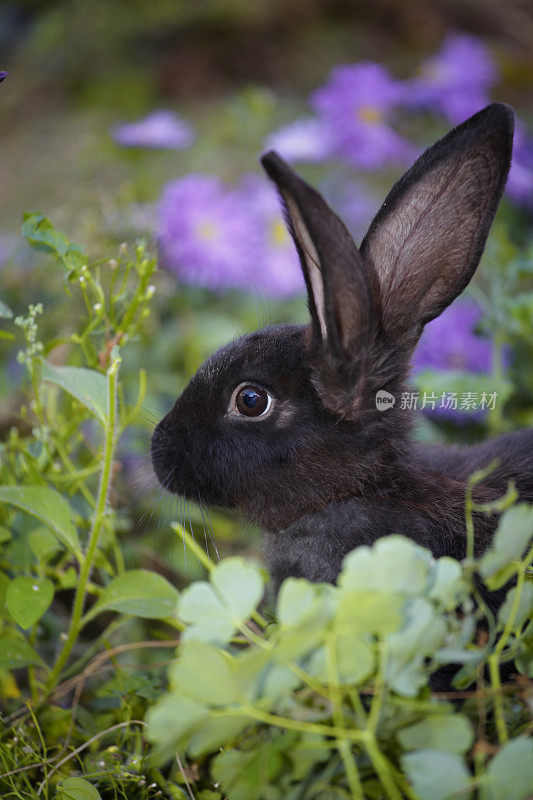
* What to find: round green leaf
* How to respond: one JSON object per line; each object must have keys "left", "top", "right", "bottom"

{"left": 179, "top": 558, "right": 263, "bottom": 644}
{"left": 0, "top": 298, "right": 13, "bottom": 319}
{"left": 398, "top": 715, "right": 473, "bottom": 754}
{"left": 402, "top": 749, "right": 472, "bottom": 800}
{"left": 29, "top": 527, "right": 63, "bottom": 562}
{"left": 41, "top": 361, "right": 108, "bottom": 427}
{"left": 340, "top": 536, "right": 433, "bottom": 595}
{"left": 0, "top": 636, "right": 42, "bottom": 670}
{"left": 56, "top": 776, "right": 102, "bottom": 800}
{"left": 88, "top": 569, "right": 179, "bottom": 620}
{"left": 0, "top": 485, "right": 80, "bottom": 557}
{"left": 6, "top": 576, "right": 54, "bottom": 629}
{"left": 486, "top": 738, "right": 533, "bottom": 800}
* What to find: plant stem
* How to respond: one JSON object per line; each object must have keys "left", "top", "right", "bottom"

{"left": 172, "top": 520, "right": 268, "bottom": 628}
{"left": 363, "top": 734, "right": 404, "bottom": 800}
{"left": 488, "top": 327, "right": 504, "bottom": 437}
{"left": 488, "top": 544, "right": 532, "bottom": 744}
{"left": 45, "top": 352, "right": 120, "bottom": 690}
{"left": 326, "top": 634, "right": 364, "bottom": 800}
{"left": 236, "top": 705, "right": 365, "bottom": 742}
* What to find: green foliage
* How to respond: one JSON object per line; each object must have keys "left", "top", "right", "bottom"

{"left": 147, "top": 513, "right": 533, "bottom": 800}
{"left": 0, "top": 220, "right": 532, "bottom": 800}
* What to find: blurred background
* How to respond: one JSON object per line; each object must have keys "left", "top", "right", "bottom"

{"left": 1, "top": 0, "right": 533, "bottom": 583}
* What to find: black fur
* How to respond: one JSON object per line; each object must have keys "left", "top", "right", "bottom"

{"left": 152, "top": 104, "right": 533, "bottom": 621}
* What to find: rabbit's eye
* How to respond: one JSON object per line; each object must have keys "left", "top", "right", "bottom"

{"left": 235, "top": 384, "right": 272, "bottom": 418}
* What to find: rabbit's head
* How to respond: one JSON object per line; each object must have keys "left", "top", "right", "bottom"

{"left": 151, "top": 103, "right": 514, "bottom": 529}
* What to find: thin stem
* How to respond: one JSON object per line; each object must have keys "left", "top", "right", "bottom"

{"left": 45, "top": 351, "right": 121, "bottom": 690}
{"left": 326, "top": 634, "right": 364, "bottom": 800}
{"left": 368, "top": 640, "right": 387, "bottom": 734}
{"left": 235, "top": 705, "right": 365, "bottom": 742}
{"left": 363, "top": 735, "right": 404, "bottom": 800}
{"left": 488, "top": 545, "right": 532, "bottom": 744}
{"left": 172, "top": 520, "right": 268, "bottom": 628}
{"left": 488, "top": 327, "right": 504, "bottom": 437}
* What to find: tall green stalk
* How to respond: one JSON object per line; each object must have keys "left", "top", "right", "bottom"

{"left": 45, "top": 350, "right": 121, "bottom": 691}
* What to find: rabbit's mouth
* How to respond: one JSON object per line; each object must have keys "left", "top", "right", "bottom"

{"left": 150, "top": 418, "right": 228, "bottom": 506}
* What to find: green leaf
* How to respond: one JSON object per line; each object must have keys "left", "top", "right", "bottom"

{"left": 0, "top": 572, "right": 10, "bottom": 619}
{"left": 88, "top": 569, "right": 179, "bottom": 620}
{"left": 340, "top": 536, "right": 433, "bottom": 595}
{"left": 398, "top": 715, "right": 473, "bottom": 754}
{"left": 0, "top": 636, "right": 43, "bottom": 669}
{"left": 479, "top": 504, "right": 533, "bottom": 589}
{"left": 179, "top": 557, "right": 263, "bottom": 644}
{"left": 277, "top": 579, "right": 330, "bottom": 628}
{"left": 0, "top": 525, "right": 12, "bottom": 544}
{"left": 169, "top": 640, "right": 240, "bottom": 706}
{"left": 41, "top": 361, "right": 108, "bottom": 426}
{"left": 212, "top": 742, "right": 284, "bottom": 800}
{"left": 307, "top": 633, "right": 374, "bottom": 686}
{"left": 29, "top": 527, "right": 63, "bottom": 562}
{"left": 336, "top": 589, "right": 403, "bottom": 635}
{"left": 56, "top": 776, "right": 102, "bottom": 800}
{"left": 428, "top": 558, "right": 465, "bottom": 609}
{"left": 6, "top": 576, "right": 54, "bottom": 629}
{"left": 188, "top": 714, "right": 252, "bottom": 758}
{"left": 146, "top": 694, "right": 209, "bottom": 764}
{"left": 22, "top": 213, "right": 86, "bottom": 272}
{"left": 0, "top": 298, "right": 13, "bottom": 319}
{"left": 498, "top": 583, "right": 533, "bottom": 631}
{"left": 486, "top": 739, "right": 533, "bottom": 800}
{"left": 402, "top": 749, "right": 472, "bottom": 800}
{"left": 386, "top": 598, "right": 447, "bottom": 696}
{"left": 0, "top": 485, "right": 80, "bottom": 556}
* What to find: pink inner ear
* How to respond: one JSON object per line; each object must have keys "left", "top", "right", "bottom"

{"left": 362, "top": 133, "right": 507, "bottom": 333}
{"left": 283, "top": 193, "right": 328, "bottom": 341}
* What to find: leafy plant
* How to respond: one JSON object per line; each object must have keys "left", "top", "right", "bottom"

{"left": 0, "top": 218, "right": 185, "bottom": 798}
{"left": 0, "top": 219, "right": 532, "bottom": 800}
{"left": 146, "top": 503, "right": 533, "bottom": 800}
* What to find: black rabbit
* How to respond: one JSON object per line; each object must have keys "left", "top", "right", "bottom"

{"left": 152, "top": 103, "right": 533, "bottom": 606}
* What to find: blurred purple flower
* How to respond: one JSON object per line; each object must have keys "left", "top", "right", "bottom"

{"left": 158, "top": 173, "right": 305, "bottom": 298}
{"left": 0, "top": 71, "right": 8, "bottom": 83}
{"left": 239, "top": 175, "right": 303, "bottom": 297}
{"left": 413, "top": 299, "right": 503, "bottom": 420}
{"left": 414, "top": 299, "right": 493, "bottom": 373}
{"left": 264, "top": 117, "right": 333, "bottom": 163}
{"left": 158, "top": 174, "right": 257, "bottom": 290}
{"left": 112, "top": 110, "right": 195, "bottom": 150}
{"left": 311, "top": 62, "right": 414, "bottom": 170}
{"left": 407, "top": 34, "right": 497, "bottom": 124}
{"left": 507, "top": 123, "right": 533, "bottom": 211}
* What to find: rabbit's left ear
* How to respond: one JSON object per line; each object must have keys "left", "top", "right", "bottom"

{"left": 360, "top": 103, "right": 514, "bottom": 335}
{"left": 261, "top": 151, "right": 374, "bottom": 361}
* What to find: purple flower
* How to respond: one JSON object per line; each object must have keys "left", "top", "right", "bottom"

{"left": 158, "top": 173, "right": 305, "bottom": 298}
{"left": 239, "top": 175, "right": 303, "bottom": 298}
{"left": 311, "top": 62, "right": 414, "bottom": 170}
{"left": 407, "top": 34, "right": 497, "bottom": 124}
{"left": 264, "top": 117, "right": 333, "bottom": 163}
{"left": 112, "top": 110, "right": 195, "bottom": 150}
{"left": 413, "top": 299, "right": 505, "bottom": 421}
{"left": 158, "top": 174, "right": 258, "bottom": 291}
{"left": 0, "top": 71, "right": 8, "bottom": 83}
{"left": 414, "top": 299, "right": 493, "bottom": 374}
{"left": 507, "top": 122, "right": 533, "bottom": 211}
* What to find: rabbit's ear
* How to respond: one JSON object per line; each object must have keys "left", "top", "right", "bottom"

{"left": 261, "top": 151, "right": 373, "bottom": 359}
{"left": 360, "top": 103, "right": 514, "bottom": 335}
